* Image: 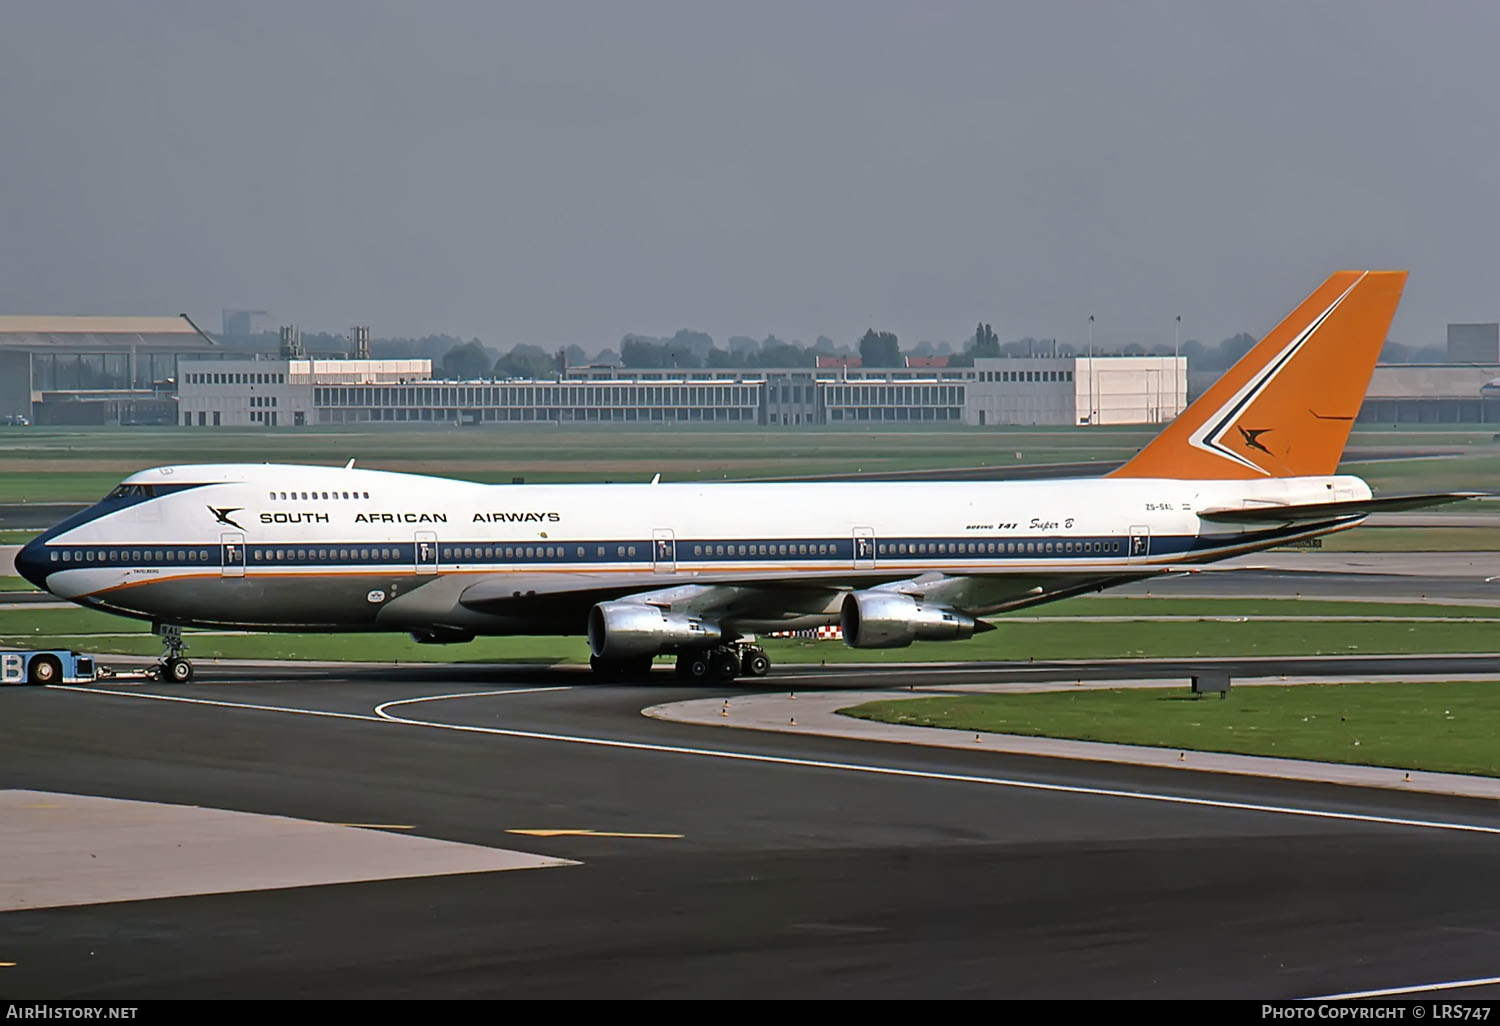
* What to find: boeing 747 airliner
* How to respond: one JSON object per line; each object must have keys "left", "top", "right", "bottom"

{"left": 13, "top": 271, "right": 1481, "bottom": 682}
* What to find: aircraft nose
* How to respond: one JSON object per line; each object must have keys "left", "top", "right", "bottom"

{"left": 14, "top": 537, "right": 51, "bottom": 591}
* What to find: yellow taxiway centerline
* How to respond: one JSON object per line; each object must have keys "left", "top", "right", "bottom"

{"left": 507, "top": 829, "right": 683, "bottom": 839}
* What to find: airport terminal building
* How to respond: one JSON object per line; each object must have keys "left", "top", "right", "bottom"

{"left": 0, "top": 315, "right": 217, "bottom": 424}
{"left": 1360, "top": 364, "right": 1500, "bottom": 424}
{"left": 177, "top": 354, "right": 1186, "bottom": 428}
{"left": 1356, "top": 325, "right": 1500, "bottom": 424}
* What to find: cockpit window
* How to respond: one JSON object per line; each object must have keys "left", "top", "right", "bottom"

{"left": 102, "top": 482, "right": 208, "bottom": 501}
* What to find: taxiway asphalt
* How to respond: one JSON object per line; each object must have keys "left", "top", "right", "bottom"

{"left": 2, "top": 655, "right": 1498, "bottom": 1000}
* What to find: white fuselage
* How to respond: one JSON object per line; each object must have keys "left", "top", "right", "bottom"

{"left": 20, "top": 464, "right": 1369, "bottom": 635}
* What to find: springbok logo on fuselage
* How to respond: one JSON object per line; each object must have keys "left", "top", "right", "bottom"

{"left": 208, "top": 506, "right": 244, "bottom": 530}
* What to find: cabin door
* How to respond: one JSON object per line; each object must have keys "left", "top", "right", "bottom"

{"left": 852, "top": 527, "right": 875, "bottom": 570}
{"left": 652, "top": 529, "right": 676, "bottom": 573}
{"left": 415, "top": 531, "right": 439, "bottom": 575}
{"left": 220, "top": 533, "right": 245, "bottom": 578}
{"left": 1129, "top": 525, "right": 1151, "bottom": 559}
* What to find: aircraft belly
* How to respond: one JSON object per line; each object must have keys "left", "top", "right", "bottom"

{"left": 374, "top": 573, "right": 532, "bottom": 633}
{"left": 90, "top": 574, "right": 391, "bottom": 629}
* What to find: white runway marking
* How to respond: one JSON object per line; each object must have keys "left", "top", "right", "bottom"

{"left": 373, "top": 687, "right": 567, "bottom": 717}
{"left": 1308, "top": 974, "right": 1500, "bottom": 1000}
{"left": 51, "top": 684, "right": 1500, "bottom": 838}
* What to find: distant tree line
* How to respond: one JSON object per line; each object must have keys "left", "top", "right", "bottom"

{"left": 611, "top": 330, "right": 827, "bottom": 370}
{"left": 219, "top": 322, "right": 1447, "bottom": 382}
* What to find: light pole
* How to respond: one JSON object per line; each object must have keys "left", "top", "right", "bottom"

{"left": 1087, "top": 314, "right": 1095, "bottom": 425}
{"left": 1173, "top": 314, "right": 1182, "bottom": 416}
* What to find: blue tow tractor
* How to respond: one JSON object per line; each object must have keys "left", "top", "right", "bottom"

{"left": 0, "top": 649, "right": 153, "bottom": 685}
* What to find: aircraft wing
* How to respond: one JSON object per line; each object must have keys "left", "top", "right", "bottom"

{"left": 455, "top": 574, "right": 852, "bottom": 634}
{"left": 453, "top": 562, "right": 1254, "bottom": 630}
{"left": 854, "top": 564, "right": 1256, "bottom": 617}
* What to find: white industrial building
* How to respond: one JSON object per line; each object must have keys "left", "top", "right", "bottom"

{"left": 178, "top": 357, "right": 430, "bottom": 427}
{"left": 965, "top": 356, "right": 1186, "bottom": 426}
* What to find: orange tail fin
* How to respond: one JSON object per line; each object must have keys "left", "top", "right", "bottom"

{"left": 1110, "top": 270, "right": 1407, "bottom": 480}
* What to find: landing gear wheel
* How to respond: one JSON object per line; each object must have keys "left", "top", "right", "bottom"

{"left": 28, "top": 656, "right": 61, "bottom": 685}
{"left": 683, "top": 652, "right": 713, "bottom": 681}
{"left": 711, "top": 651, "right": 740, "bottom": 681}
{"left": 154, "top": 624, "right": 191, "bottom": 683}
{"left": 745, "top": 650, "right": 771, "bottom": 677}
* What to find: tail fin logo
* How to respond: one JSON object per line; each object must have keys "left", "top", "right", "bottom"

{"left": 1186, "top": 273, "right": 1364, "bottom": 476}
{"left": 1236, "top": 426, "right": 1273, "bottom": 456}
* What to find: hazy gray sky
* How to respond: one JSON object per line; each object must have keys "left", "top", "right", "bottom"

{"left": 2, "top": 1, "right": 1497, "bottom": 351}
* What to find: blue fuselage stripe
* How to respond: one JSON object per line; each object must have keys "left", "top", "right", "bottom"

{"left": 37, "top": 524, "right": 1319, "bottom": 574}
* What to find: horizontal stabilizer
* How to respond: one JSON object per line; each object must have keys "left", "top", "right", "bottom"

{"left": 1196, "top": 491, "right": 1488, "bottom": 523}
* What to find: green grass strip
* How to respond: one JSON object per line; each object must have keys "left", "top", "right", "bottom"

{"left": 840, "top": 682, "right": 1500, "bottom": 777}
{"left": 4, "top": 596, "right": 1496, "bottom": 664}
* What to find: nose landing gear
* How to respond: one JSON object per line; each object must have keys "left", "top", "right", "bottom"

{"left": 151, "top": 624, "right": 194, "bottom": 683}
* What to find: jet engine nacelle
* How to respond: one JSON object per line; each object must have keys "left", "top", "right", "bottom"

{"left": 588, "top": 601, "right": 723, "bottom": 659}
{"left": 840, "top": 591, "right": 979, "bottom": 649}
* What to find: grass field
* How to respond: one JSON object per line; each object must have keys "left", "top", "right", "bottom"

{"left": 0, "top": 424, "right": 1493, "bottom": 502}
{"left": 0, "top": 577, "right": 38, "bottom": 592}
{"left": 1314, "top": 527, "right": 1500, "bottom": 552}
{"left": 839, "top": 682, "right": 1500, "bottom": 777}
{"left": 2, "top": 598, "right": 1494, "bottom": 665}
{"left": 1351, "top": 451, "right": 1500, "bottom": 498}
{"left": 0, "top": 424, "right": 1147, "bottom": 500}
{"left": 1009, "top": 597, "right": 1500, "bottom": 618}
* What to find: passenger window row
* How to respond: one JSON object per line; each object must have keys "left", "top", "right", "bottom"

{"left": 692, "top": 543, "right": 829, "bottom": 557}
{"left": 50, "top": 538, "right": 1129, "bottom": 568}
{"left": 880, "top": 540, "right": 1122, "bottom": 556}
{"left": 439, "top": 545, "right": 639, "bottom": 560}
{"left": 52, "top": 548, "right": 213, "bottom": 564}
{"left": 269, "top": 490, "right": 371, "bottom": 500}
{"left": 253, "top": 547, "right": 402, "bottom": 562}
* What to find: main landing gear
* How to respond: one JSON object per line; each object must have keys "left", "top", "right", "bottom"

{"left": 674, "top": 643, "right": 771, "bottom": 682}
{"left": 589, "top": 642, "right": 771, "bottom": 682}
{"left": 150, "top": 624, "right": 194, "bottom": 683}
